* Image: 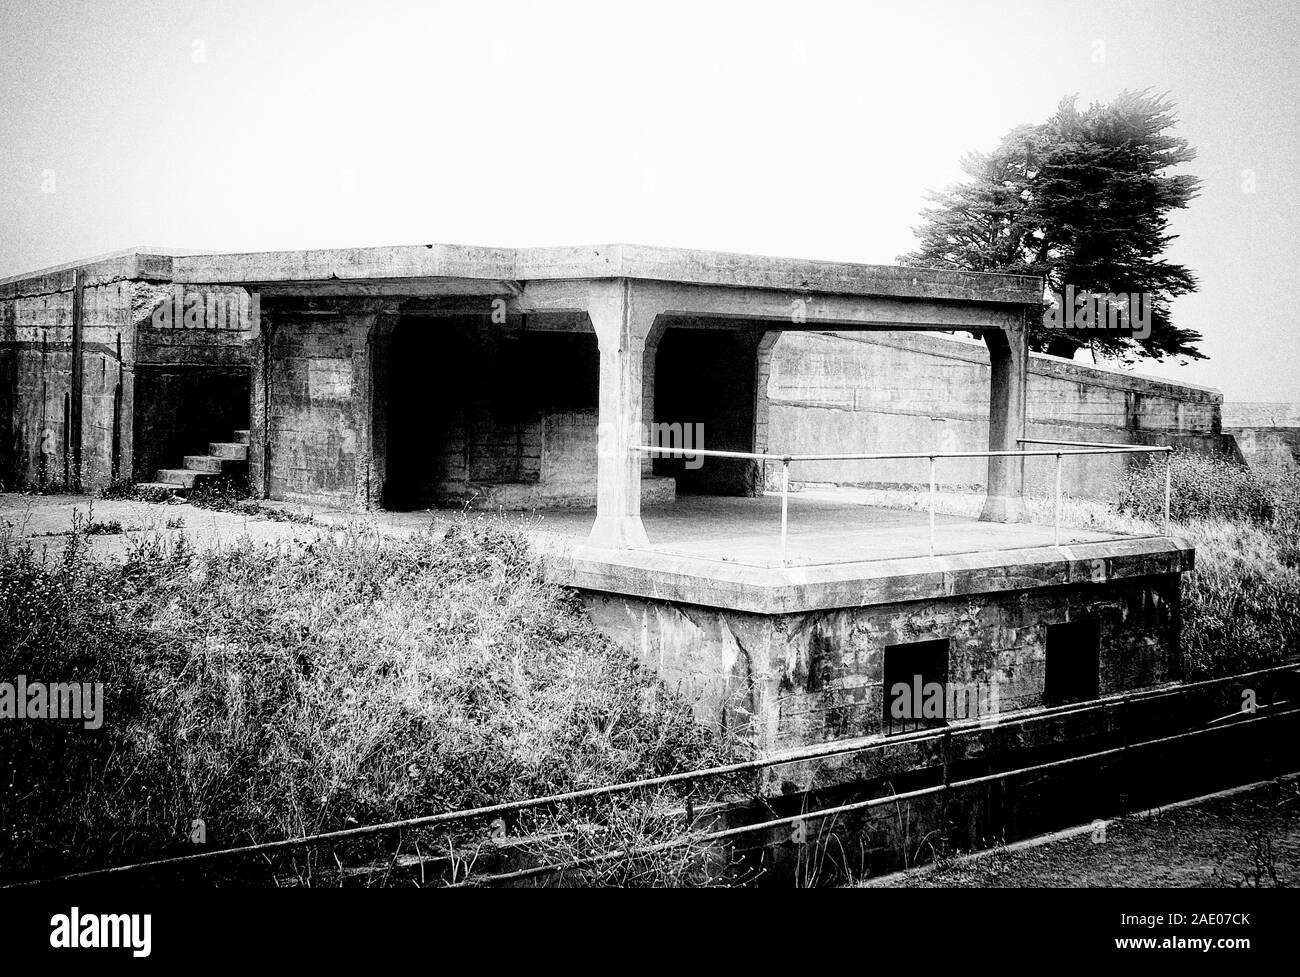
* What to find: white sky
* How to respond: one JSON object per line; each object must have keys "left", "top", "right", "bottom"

{"left": 1, "top": 0, "right": 1296, "bottom": 402}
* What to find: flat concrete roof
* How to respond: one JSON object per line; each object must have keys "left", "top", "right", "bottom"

{"left": 0, "top": 243, "right": 1042, "bottom": 306}
{"left": 173, "top": 243, "right": 1042, "bottom": 304}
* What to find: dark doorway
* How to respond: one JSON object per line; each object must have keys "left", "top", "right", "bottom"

{"left": 652, "top": 328, "right": 758, "bottom": 495}
{"left": 383, "top": 317, "right": 598, "bottom": 510}
{"left": 132, "top": 365, "right": 250, "bottom": 482}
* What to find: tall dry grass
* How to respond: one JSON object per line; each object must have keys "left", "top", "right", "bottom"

{"left": 0, "top": 517, "right": 737, "bottom": 885}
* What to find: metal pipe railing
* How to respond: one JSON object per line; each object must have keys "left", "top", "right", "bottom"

{"left": 632, "top": 441, "right": 1175, "bottom": 566}
{"left": 1019, "top": 438, "right": 1174, "bottom": 535}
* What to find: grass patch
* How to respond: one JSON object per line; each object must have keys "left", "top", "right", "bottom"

{"left": 0, "top": 517, "right": 738, "bottom": 886}
{"left": 1098, "top": 455, "right": 1299, "bottom": 680}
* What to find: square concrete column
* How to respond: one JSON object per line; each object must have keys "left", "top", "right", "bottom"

{"left": 588, "top": 283, "right": 654, "bottom": 549}
{"left": 248, "top": 297, "right": 270, "bottom": 498}
{"left": 980, "top": 322, "right": 1028, "bottom": 522}
{"left": 345, "top": 309, "right": 399, "bottom": 510}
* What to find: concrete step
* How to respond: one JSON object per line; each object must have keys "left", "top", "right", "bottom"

{"left": 156, "top": 469, "right": 201, "bottom": 488}
{"left": 133, "top": 481, "right": 186, "bottom": 497}
{"left": 232, "top": 430, "right": 250, "bottom": 445}
{"left": 184, "top": 455, "right": 226, "bottom": 473}
{"left": 208, "top": 442, "right": 249, "bottom": 461}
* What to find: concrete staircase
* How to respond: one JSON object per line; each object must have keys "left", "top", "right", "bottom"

{"left": 138, "top": 429, "right": 250, "bottom": 495}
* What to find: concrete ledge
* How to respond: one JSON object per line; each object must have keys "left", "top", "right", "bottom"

{"left": 0, "top": 250, "right": 180, "bottom": 298}
{"left": 552, "top": 536, "right": 1194, "bottom": 614}
{"left": 162, "top": 243, "right": 1041, "bottom": 306}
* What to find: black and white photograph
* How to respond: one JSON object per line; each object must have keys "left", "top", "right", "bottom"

{"left": 0, "top": 0, "right": 1296, "bottom": 961}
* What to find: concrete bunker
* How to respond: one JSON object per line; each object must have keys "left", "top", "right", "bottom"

{"left": 0, "top": 244, "right": 1197, "bottom": 754}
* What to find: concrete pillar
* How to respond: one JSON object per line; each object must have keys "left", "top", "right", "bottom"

{"left": 639, "top": 323, "right": 667, "bottom": 479}
{"left": 751, "top": 330, "right": 782, "bottom": 493}
{"left": 347, "top": 309, "right": 399, "bottom": 510}
{"left": 365, "top": 313, "right": 398, "bottom": 509}
{"left": 588, "top": 282, "right": 655, "bottom": 549}
{"left": 980, "top": 321, "right": 1028, "bottom": 522}
{"left": 247, "top": 296, "right": 270, "bottom": 498}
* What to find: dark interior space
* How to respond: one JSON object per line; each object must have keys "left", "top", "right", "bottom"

{"left": 883, "top": 638, "right": 951, "bottom": 735}
{"left": 132, "top": 365, "right": 250, "bottom": 482}
{"left": 652, "top": 328, "right": 758, "bottom": 495}
{"left": 1044, "top": 620, "right": 1102, "bottom": 706}
{"left": 383, "top": 317, "right": 598, "bottom": 510}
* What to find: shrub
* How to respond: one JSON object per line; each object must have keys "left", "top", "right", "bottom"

{"left": 0, "top": 518, "right": 736, "bottom": 885}
{"left": 1178, "top": 520, "right": 1300, "bottom": 680}
{"left": 1118, "top": 452, "right": 1276, "bottom": 524}
{"left": 1112, "top": 452, "right": 1300, "bottom": 680}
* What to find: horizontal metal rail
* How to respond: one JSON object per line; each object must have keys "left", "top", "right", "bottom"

{"left": 11, "top": 661, "right": 1292, "bottom": 888}
{"left": 454, "top": 702, "right": 1300, "bottom": 887}
{"left": 631, "top": 444, "right": 1172, "bottom": 463}
{"left": 633, "top": 440, "right": 1175, "bottom": 563}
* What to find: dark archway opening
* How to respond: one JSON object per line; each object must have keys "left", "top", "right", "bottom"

{"left": 652, "top": 327, "right": 759, "bottom": 496}
{"left": 383, "top": 316, "right": 598, "bottom": 510}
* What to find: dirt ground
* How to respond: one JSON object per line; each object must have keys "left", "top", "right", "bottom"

{"left": 0, "top": 492, "right": 571, "bottom": 562}
{"left": 866, "top": 777, "right": 1300, "bottom": 887}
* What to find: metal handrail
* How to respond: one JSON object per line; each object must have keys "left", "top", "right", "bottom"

{"left": 632, "top": 440, "right": 1175, "bottom": 565}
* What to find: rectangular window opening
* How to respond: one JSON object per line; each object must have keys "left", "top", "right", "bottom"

{"left": 1044, "top": 620, "right": 1101, "bottom": 707}
{"left": 883, "top": 638, "right": 950, "bottom": 735}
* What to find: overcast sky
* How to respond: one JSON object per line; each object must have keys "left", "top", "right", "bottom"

{"left": 1, "top": 0, "right": 1296, "bottom": 402}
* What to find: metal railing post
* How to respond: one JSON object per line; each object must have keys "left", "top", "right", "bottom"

{"left": 1170, "top": 449, "right": 1180, "bottom": 535}
{"left": 1054, "top": 451, "right": 1062, "bottom": 548}
{"left": 780, "top": 458, "right": 790, "bottom": 567}
{"left": 928, "top": 455, "right": 936, "bottom": 558}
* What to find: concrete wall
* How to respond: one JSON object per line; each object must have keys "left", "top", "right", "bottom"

{"left": 0, "top": 258, "right": 253, "bottom": 491}
{"left": 1223, "top": 402, "right": 1300, "bottom": 470}
{"left": 254, "top": 314, "right": 1231, "bottom": 511}
{"left": 0, "top": 265, "right": 141, "bottom": 490}
{"left": 581, "top": 571, "right": 1182, "bottom": 751}
{"left": 764, "top": 330, "right": 1228, "bottom": 498}
{"left": 263, "top": 312, "right": 363, "bottom": 507}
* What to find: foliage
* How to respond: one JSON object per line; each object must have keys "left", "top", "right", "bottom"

{"left": 0, "top": 518, "right": 736, "bottom": 885}
{"left": 900, "top": 89, "right": 1203, "bottom": 362}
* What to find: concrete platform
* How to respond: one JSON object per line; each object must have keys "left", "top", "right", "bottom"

{"left": 625, "top": 494, "right": 1129, "bottom": 569}
{"left": 377, "top": 491, "right": 1148, "bottom": 569}
{"left": 533, "top": 492, "right": 1193, "bottom": 747}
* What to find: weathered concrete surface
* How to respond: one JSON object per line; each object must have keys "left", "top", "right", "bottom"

{"left": 767, "top": 330, "right": 1229, "bottom": 499}
{"left": 563, "top": 533, "right": 1188, "bottom": 750}
{"left": 176, "top": 242, "right": 1043, "bottom": 305}
{"left": 555, "top": 521, "right": 1192, "bottom": 612}
{"left": 575, "top": 492, "right": 1156, "bottom": 571}
{"left": 2, "top": 244, "right": 1227, "bottom": 552}
{"left": 0, "top": 250, "right": 252, "bottom": 492}
{"left": 0, "top": 492, "right": 325, "bottom": 561}
{"left": 1223, "top": 401, "right": 1300, "bottom": 469}
{"left": 218, "top": 247, "right": 1042, "bottom": 538}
